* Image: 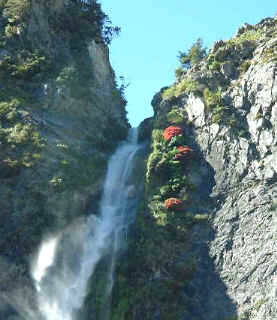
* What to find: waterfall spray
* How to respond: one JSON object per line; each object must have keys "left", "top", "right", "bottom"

{"left": 32, "top": 128, "right": 141, "bottom": 320}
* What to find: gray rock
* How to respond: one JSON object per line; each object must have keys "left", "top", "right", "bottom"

{"left": 186, "top": 38, "right": 277, "bottom": 319}
{"left": 221, "top": 61, "right": 237, "bottom": 78}
{"left": 150, "top": 16, "right": 277, "bottom": 319}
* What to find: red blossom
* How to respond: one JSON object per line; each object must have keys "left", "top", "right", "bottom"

{"left": 174, "top": 146, "right": 193, "bottom": 160}
{"left": 164, "top": 198, "right": 183, "bottom": 211}
{"left": 163, "top": 126, "right": 183, "bottom": 141}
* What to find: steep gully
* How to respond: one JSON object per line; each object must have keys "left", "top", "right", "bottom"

{"left": 31, "top": 128, "right": 142, "bottom": 320}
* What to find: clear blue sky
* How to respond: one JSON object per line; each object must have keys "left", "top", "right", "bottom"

{"left": 101, "top": 1, "right": 276, "bottom": 127}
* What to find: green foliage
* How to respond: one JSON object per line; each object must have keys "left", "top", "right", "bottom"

{"left": 202, "top": 87, "right": 236, "bottom": 125}
{"left": 178, "top": 38, "right": 207, "bottom": 69}
{"left": 111, "top": 190, "right": 197, "bottom": 319}
{"left": 2, "top": 0, "right": 30, "bottom": 20}
{"left": 146, "top": 149, "right": 163, "bottom": 183}
{"left": 146, "top": 127, "right": 188, "bottom": 185}
{"left": 0, "top": 101, "right": 45, "bottom": 168}
{"left": 56, "top": 65, "right": 91, "bottom": 99}
{"left": 211, "top": 106, "right": 227, "bottom": 124}
{"left": 175, "top": 66, "right": 185, "bottom": 81}
{"left": 159, "top": 176, "right": 189, "bottom": 199}
{"left": 210, "top": 60, "right": 222, "bottom": 71}
{"left": 0, "top": 0, "right": 120, "bottom": 46}
{"left": 151, "top": 129, "right": 164, "bottom": 147}
{"left": 254, "top": 298, "right": 268, "bottom": 312}
{"left": 0, "top": 51, "right": 52, "bottom": 84}
{"left": 194, "top": 213, "right": 209, "bottom": 222}
{"left": 238, "top": 60, "right": 251, "bottom": 74}
{"left": 162, "top": 86, "right": 177, "bottom": 100}
{"left": 175, "top": 78, "right": 199, "bottom": 96}
{"left": 48, "top": 142, "right": 107, "bottom": 192}
{"left": 56, "top": 66, "right": 75, "bottom": 87}
{"left": 167, "top": 134, "right": 186, "bottom": 147}
{"left": 53, "top": 0, "right": 120, "bottom": 45}
{"left": 0, "top": 0, "right": 30, "bottom": 40}
{"left": 207, "top": 54, "right": 222, "bottom": 71}
{"left": 162, "top": 77, "right": 199, "bottom": 100}
{"left": 227, "top": 29, "right": 264, "bottom": 46}
{"left": 0, "top": 98, "right": 20, "bottom": 122}
{"left": 262, "top": 47, "right": 277, "bottom": 64}
{"left": 203, "top": 87, "right": 222, "bottom": 109}
{"left": 114, "top": 75, "right": 129, "bottom": 107}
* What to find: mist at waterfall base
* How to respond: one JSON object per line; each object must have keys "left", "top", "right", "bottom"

{"left": 31, "top": 128, "right": 142, "bottom": 320}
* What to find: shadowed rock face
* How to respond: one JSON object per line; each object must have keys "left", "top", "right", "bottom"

{"left": 141, "top": 16, "right": 277, "bottom": 320}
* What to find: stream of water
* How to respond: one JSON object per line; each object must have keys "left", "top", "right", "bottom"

{"left": 32, "top": 128, "right": 141, "bottom": 320}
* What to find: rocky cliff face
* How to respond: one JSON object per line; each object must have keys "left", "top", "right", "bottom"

{"left": 112, "top": 17, "right": 277, "bottom": 320}
{"left": 0, "top": 1, "right": 128, "bottom": 318}
{"left": 2, "top": 3, "right": 277, "bottom": 319}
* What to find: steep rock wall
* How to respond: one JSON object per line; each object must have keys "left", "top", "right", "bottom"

{"left": 0, "top": 1, "right": 128, "bottom": 318}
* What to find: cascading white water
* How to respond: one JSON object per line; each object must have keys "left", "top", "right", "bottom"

{"left": 32, "top": 128, "right": 141, "bottom": 320}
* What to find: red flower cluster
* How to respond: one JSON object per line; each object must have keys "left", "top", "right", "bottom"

{"left": 163, "top": 126, "right": 183, "bottom": 141}
{"left": 164, "top": 198, "right": 183, "bottom": 211}
{"left": 174, "top": 146, "right": 193, "bottom": 160}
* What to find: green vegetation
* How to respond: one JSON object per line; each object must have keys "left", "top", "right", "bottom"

{"left": 162, "top": 77, "right": 199, "bottom": 100}
{"left": 227, "top": 29, "right": 264, "bottom": 46}
{"left": 207, "top": 54, "right": 223, "bottom": 71}
{"left": 110, "top": 119, "right": 208, "bottom": 319}
{"left": 175, "top": 66, "right": 185, "bottom": 80}
{"left": 110, "top": 187, "right": 198, "bottom": 319}
{"left": 50, "top": 0, "right": 120, "bottom": 45}
{"left": 202, "top": 87, "right": 236, "bottom": 125}
{"left": 254, "top": 298, "right": 268, "bottom": 312}
{"left": 0, "top": 0, "right": 30, "bottom": 39}
{"left": 0, "top": 52, "right": 51, "bottom": 82}
{"left": 1, "top": 0, "right": 30, "bottom": 19}
{"left": 238, "top": 60, "right": 251, "bottom": 74}
{"left": 194, "top": 213, "right": 209, "bottom": 222}
{"left": 173, "top": 38, "right": 207, "bottom": 81}
{"left": 48, "top": 143, "right": 107, "bottom": 192}
{"left": 203, "top": 87, "right": 222, "bottom": 110}
{"left": 1, "top": 0, "right": 119, "bottom": 46}
{"left": 262, "top": 47, "right": 277, "bottom": 64}
{"left": 146, "top": 128, "right": 188, "bottom": 185}
{"left": 0, "top": 0, "right": 127, "bottom": 269}
{"left": 178, "top": 38, "right": 207, "bottom": 69}
{"left": 0, "top": 99, "right": 45, "bottom": 169}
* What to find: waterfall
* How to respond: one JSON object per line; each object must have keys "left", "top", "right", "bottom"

{"left": 32, "top": 128, "right": 142, "bottom": 320}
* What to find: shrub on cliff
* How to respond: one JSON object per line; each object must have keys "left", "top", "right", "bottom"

{"left": 162, "top": 77, "right": 199, "bottom": 100}
{"left": 166, "top": 109, "right": 184, "bottom": 125}
{"left": 178, "top": 38, "right": 207, "bottom": 69}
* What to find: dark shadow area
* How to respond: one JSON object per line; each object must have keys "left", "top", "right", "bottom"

{"left": 180, "top": 121, "right": 238, "bottom": 320}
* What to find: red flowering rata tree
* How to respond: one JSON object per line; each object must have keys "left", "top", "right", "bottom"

{"left": 164, "top": 198, "right": 183, "bottom": 211}
{"left": 174, "top": 146, "right": 193, "bottom": 160}
{"left": 163, "top": 126, "right": 183, "bottom": 141}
